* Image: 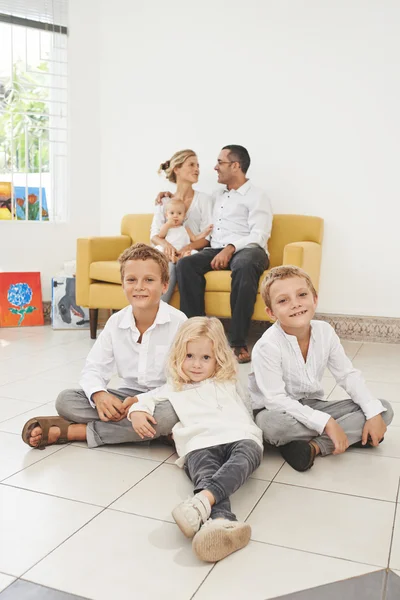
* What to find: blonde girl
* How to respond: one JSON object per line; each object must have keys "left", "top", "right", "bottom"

{"left": 128, "top": 317, "right": 263, "bottom": 563}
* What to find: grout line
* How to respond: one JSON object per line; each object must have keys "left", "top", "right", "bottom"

{"left": 0, "top": 444, "right": 70, "bottom": 484}
{"left": 0, "top": 482, "right": 104, "bottom": 509}
{"left": 70, "top": 442, "right": 175, "bottom": 464}
{"left": 386, "top": 477, "right": 400, "bottom": 575}
{"left": 244, "top": 460, "right": 287, "bottom": 523}
{"left": 267, "top": 480, "right": 399, "bottom": 505}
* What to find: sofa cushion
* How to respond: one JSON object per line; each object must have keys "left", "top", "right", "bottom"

{"left": 90, "top": 261, "right": 121, "bottom": 284}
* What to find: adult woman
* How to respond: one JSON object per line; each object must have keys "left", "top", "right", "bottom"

{"left": 151, "top": 149, "right": 213, "bottom": 303}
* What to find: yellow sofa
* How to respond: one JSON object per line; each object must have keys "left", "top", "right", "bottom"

{"left": 76, "top": 213, "right": 324, "bottom": 338}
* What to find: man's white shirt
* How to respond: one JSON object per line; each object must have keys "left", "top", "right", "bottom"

{"left": 79, "top": 301, "right": 187, "bottom": 406}
{"left": 210, "top": 180, "right": 272, "bottom": 253}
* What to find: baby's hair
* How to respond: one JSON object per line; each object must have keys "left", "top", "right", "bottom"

{"left": 165, "top": 198, "right": 186, "bottom": 213}
{"left": 261, "top": 265, "right": 317, "bottom": 309}
{"left": 118, "top": 243, "right": 169, "bottom": 284}
{"left": 168, "top": 316, "right": 237, "bottom": 389}
{"left": 158, "top": 149, "right": 196, "bottom": 183}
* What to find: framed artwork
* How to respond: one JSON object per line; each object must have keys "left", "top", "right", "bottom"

{"left": 14, "top": 186, "right": 49, "bottom": 221}
{"left": 0, "top": 272, "right": 44, "bottom": 327}
{"left": 52, "top": 277, "right": 90, "bottom": 329}
{"left": 0, "top": 182, "right": 12, "bottom": 220}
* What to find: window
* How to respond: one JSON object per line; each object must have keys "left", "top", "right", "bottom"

{"left": 0, "top": 1, "right": 68, "bottom": 222}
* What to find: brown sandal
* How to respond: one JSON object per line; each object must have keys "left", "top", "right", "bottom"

{"left": 22, "top": 416, "right": 73, "bottom": 450}
{"left": 232, "top": 346, "right": 251, "bottom": 364}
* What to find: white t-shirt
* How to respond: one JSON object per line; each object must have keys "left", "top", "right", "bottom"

{"left": 129, "top": 378, "right": 263, "bottom": 466}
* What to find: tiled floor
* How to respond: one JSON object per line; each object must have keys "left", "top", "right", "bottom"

{"left": 0, "top": 327, "right": 399, "bottom": 599}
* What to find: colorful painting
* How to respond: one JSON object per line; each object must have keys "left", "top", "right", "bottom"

{"left": 52, "top": 277, "right": 90, "bottom": 329}
{"left": 0, "top": 182, "right": 12, "bottom": 220}
{"left": 0, "top": 272, "right": 44, "bottom": 327}
{"left": 14, "top": 186, "right": 49, "bottom": 221}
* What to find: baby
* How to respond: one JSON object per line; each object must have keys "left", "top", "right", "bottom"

{"left": 155, "top": 198, "right": 212, "bottom": 257}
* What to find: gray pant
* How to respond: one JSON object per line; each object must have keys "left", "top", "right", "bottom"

{"left": 56, "top": 388, "right": 179, "bottom": 449}
{"left": 255, "top": 398, "right": 394, "bottom": 456}
{"left": 184, "top": 440, "right": 262, "bottom": 521}
{"left": 161, "top": 262, "right": 177, "bottom": 303}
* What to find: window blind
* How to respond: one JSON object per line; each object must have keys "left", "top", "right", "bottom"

{"left": 0, "top": 0, "right": 67, "bottom": 33}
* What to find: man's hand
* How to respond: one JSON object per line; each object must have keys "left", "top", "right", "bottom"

{"left": 210, "top": 245, "right": 235, "bottom": 270}
{"left": 155, "top": 191, "right": 172, "bottom": 205}
{"left": 324, "top": 417, "right": 349, "bottom": 455}
{"left": 92, "top": 391, "right": 126, "bottom": 422}
{"left": 130, "top": 411, "right": 157, "bottom": 439}
{"left": 362, "top": 414, "right": 387, "bottom": 447}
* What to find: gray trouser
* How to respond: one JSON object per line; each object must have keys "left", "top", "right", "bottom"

{"left": 255, "top": 398, "right": 394, "bottom": 456}
{"left": 161, "top": 262, "right": 177, "bottom": 303}
{"left": 56, "top": 388, "right": 179, "bottom": 449}
{"left": 184, "top": 440, "right": 262, "bottom": 521}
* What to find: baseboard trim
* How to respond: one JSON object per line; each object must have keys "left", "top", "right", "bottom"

{"left": 42, "top": 303, "right": 400, "bottom": 343}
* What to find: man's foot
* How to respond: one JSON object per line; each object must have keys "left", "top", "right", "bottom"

{"left": 232, "top": 346, "right": 251, "bottom": 364}
{"left": 22, "top": 416, "right": 85, "bottom": 450}
{"left": 192, "top": 519, "right": 251, "bottom": 562}
{"left": 172, "top": 493, "right": 211, "bottom": 538}
{"left": 279, "top": 440, "right": 317, "bottom": 472}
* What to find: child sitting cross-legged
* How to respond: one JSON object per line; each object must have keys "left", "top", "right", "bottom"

{"left": 249, "top": 265, "right": 394, "bottom": 472}
{"left": 128, "top": 316, "right": 263, "bottom": 563}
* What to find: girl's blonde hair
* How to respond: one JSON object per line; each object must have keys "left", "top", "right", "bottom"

{"left": 168, "top": 317, "right": 237, "bottom": 389}
{"left": 158, "top": 149, "right": 196, "bottom": 183}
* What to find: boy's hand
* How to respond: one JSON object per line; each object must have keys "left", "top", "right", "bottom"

{"left": 92, "top": 391, "right": 126, "bottom": 422}
{"left": 122, "top": 396, "right": 138, "bottom": 416}
{"left": 130, "top": 411, "right": 157, "bottom": 439}
{"left": 362, "top": 414, "right": 387, "bottom": 447}
{"left": 324, "top": 417, "right": 349, "bottom": 455}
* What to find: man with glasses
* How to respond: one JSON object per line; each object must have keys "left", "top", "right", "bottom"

{"left": 176, "top": 145, "right": 272, "bottom": 363}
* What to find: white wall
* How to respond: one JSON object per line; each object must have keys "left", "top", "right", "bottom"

{"left": 0, "top": 0, "right": 101, "bottom": 301}
{"left": 97, "top": 0, "right": 400, "bottom": 318}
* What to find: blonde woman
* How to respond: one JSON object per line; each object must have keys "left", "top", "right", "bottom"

{"left": 151, "top": 149, "right": 213, "bottom": 303}
{"left": 128, "top": 317, "right": 263, "bottom": 563}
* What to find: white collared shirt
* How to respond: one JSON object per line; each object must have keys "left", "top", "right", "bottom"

{"left": 210, "top": 180, "right": 272, "bottom": 253}
{"left": 79, "top": 301, "right": 187, "bottom": 406}
{"left": 249, "top": 320, "right": 386, "bottom": 434}
{"left": 129, "top": 379, "right": 263, "bottom": 466}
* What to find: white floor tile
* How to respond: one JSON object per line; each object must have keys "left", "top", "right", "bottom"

{"left": 251, "top": 449, "right": 285, "bottom": 481}
{"left": 0, "top": 376, "right": 66, "bottom": 404}
{"left": 0, "top": 431, "right": 64, "bottom": 481}
{"left": 38, "top": 360, "right": 85, "bottom": 383}
{"left": 389, "top": 511, "right": 400, "bottom": 570}
{"left": 0, "top": 401, "right": 57, "bottom": 434}
{"left": 354, "top": 342, "right": 400, "bottom": 364}
{"left": 322, "top": 377, "right": 336, "bottom": 397}
{"left": 275, "top": 451, "right": 400, "bottom": 501}
{"left": 340, "top": 340, "right": 363, "bottom": 359}
{"left": 350, "top": 426, "right": 400, "bottom": 459}
{"left": 193, "top": 541, "right": 379, "bottom": 600}
{"left": 247, "top": 483, "right": 395, "bottom": 566}
{"left": 72, "top": 440, "right": 175, "bottom": 462}
{"left": 349, "top": 363, "right": 400, "bottom": 384}
{"left": 111, "top": 462, "right": 269, "bottom": 522}
{"left": 5, "top": 445, "right": 161, "bottom": 506}
{"left": 328, "top": 380, "right": 400, "bottom": 404}
{"left": 0, "top": 485, "right": 101, "bottom": 577}
{"left": 24, "top": 509, "right": 212, "bottom": 600}
{"left": 0, "top": 396, "right": 43, "bottom": 423}
{"left": 0, "top": 573, "right": 16, "bottom": 593}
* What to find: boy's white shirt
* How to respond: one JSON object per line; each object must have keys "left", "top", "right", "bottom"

{"left": 79, "top": 301, "right": 187, "bottom": 407}
{"left": 249, "top": 320, "right": 386, "bottom": 434}
{"left": 128, "top": 378, "right": 263, "bottom": 467}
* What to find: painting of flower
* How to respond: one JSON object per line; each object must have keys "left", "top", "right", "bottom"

{"left": 0, "top": 272, "right": 44, "bottom": 327}
{"left": 14, "top": 186, "right": 49, "bottom": 221}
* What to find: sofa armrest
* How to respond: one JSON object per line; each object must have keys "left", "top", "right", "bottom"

{"left": 282, "top": 241, "right": 322, "bottom": 290}
{"left": 76, "top": 235, "right": 131, "bottom": 306}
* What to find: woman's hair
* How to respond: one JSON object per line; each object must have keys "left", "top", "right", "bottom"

{"left": 168, "top": 316, "right": 237, "bottom": 389}
{"left": 158, "top": 149, "right": 196, "bottom": 183}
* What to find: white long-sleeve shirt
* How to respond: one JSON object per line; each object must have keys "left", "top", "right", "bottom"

{"left": 128, "top": 379, "right": 263, "bottom": 466}
{"left": 79, "top": 301, "right": 187, "bottom": 407}
{"left": 210, "top": 180, "right": 272, "bottom": 253}
{"left": 249, "top": 320, "right": 386, "bottom": 434}
{"left": 150, "top": 192, "right": 214, "bottom": 239}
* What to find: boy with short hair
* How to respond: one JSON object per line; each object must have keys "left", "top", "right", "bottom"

{"left": 22, "top": 243, "right": 187, "bottom": 449}
{"left": 249, "top": 265, "right": 394, "bottom": 472}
